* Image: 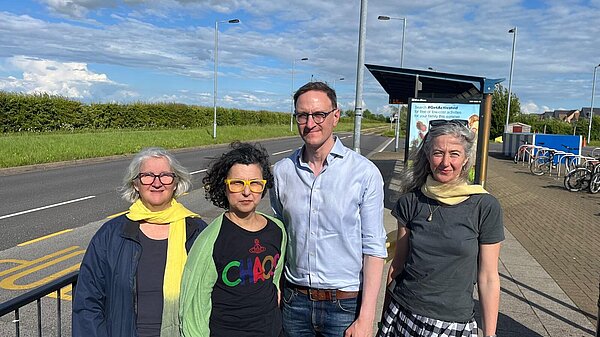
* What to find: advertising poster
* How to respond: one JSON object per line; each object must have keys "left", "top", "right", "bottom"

{"left": 406, "top": 98, "right": 482, "bottom": 155}
{"left": 405, "top": 98, "right": 483, "bottom": 182}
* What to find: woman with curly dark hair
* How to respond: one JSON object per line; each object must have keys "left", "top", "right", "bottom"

{"left": 180, "top": 142, "right": 287, "bottom": 337}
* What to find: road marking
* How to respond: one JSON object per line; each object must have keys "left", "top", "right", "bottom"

{"left": 378, "top": 138, "right": 395, "bottom": 152}
{"left": 18, "top": 229, "right": 74, "bottom": 247}
{"left": 0, "top": 195, "right": 96, "bottom": 220}
{"left": 0, "top": 246, "right": 81, "bottom": 277}
{"left": 107, "top": 211, "right": 127, "bottom": 219}
{"left": 272, "top": 149, "right": 293, "bottom": 156}
{"left": 190, "top": 169, "right": 207, "bottom": 175}
{"left": 0, "top": 247, "right": 83, "bottom": 291}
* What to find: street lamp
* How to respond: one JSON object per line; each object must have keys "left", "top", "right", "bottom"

{"left": 505, "top": 27, "right": 517, "bottom": 133}
{"left": 213, "top": 18, "right": 239, "bottom": 139}
{"left": 587, "top": 64, "right": 600, "bottom": 143}
{"left": 333, "top": 77, "right": 344, "bottom": 91}
{"left": 377, "top": 15, "right": 406, "bottom": 67}
{"left": 290, "top": 57, "right": 308, "bottom": 132}
{"left": 378, "top": 15, "right": 407, "bottom": 152}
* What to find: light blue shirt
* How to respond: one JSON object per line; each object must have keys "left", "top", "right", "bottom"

{"left": 270, "top": 137, "right": 387, "bottom": 291}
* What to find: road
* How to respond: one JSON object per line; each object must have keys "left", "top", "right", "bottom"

{"left": 0, "top": 131, "right": 395, "bottom": 336}
{"left": 0, "top": 132, "right": 392, "bottom": 251}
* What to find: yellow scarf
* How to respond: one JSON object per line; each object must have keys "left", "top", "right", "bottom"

{"left": 126, "top": 199, "right": 199, "bottom": 337}
{"left": 421, "top": 175, "right": 488, "bottom": 205}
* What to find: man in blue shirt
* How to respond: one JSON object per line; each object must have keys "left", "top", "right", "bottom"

{"left": 270, "top": 81, "right": 387, "bottom": 337}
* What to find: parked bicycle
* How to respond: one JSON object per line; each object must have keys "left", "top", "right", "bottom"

{"left": 563, "top": 159, "right": 600, "bottom": 193}
{"left": 529, "top": 144, "right": 576, "bottom": 176}
{"left": 530, "top": 148, "right": 560, "bottom": 176}
{"left": 590, "top": 171, "right": 600, "bottom": 194}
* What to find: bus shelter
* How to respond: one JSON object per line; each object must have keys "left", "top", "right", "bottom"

{"left": 366, "top": 64, "right": 503, "bottom": 187}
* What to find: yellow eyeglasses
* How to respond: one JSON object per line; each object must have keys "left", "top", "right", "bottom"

{"left": 224, "top": 179, "right": 267, "bottom": 193}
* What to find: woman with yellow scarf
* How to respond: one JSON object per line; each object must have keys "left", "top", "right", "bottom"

{"left": 377, "top": 120, "right": 504, "bottom": 337}
{"left": 73, "top": 147, "right": 207, "bottom": 337}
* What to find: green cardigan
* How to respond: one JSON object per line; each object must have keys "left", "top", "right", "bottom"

{"left": 179, "top": 212, "right": 287, "bottom": 337}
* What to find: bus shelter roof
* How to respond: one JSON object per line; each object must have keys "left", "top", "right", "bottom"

{"left": 366, "top": 64, "right": 500, "bottom": 104}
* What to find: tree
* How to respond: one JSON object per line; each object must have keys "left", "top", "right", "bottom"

{"left": 491, "top": 84, "right": 521, "bottom": 138}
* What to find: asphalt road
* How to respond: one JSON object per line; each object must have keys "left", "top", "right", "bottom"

{"left": 0, "top": 132, "right": 392, "bottom": 251}
{"left": 0, "top": 131, "right": 395, "bottom": 336}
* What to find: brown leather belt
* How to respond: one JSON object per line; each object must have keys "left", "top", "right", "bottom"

{"left": 289, "top": 283, "right": 360, "bottom": 301}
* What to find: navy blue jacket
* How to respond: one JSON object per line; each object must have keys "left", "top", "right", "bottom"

{"left": 72, "top": 214, "right": 207, "bottom": 337}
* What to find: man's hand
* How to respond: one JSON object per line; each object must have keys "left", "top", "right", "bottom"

{"left": 344, "top": 316, "right": 374, "bottom": 337}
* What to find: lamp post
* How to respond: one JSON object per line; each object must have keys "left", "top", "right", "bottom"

{"left": 505, "top": 27, "right": 517, "bottom": 133}
{"left": 587, "top": 64, "right": 600, "bottom": 143}
{"left": 213, "top": 18, "right": 239, "bottom": 139}
{"left": 377, "top": 15, "right": 406, "bottom": 68}
{"left": 290, "top": 57, "right": 309, "bottom": 132}
{"left": 352, "top": 0, "right": 368, "bottom": 153}
{"left": 378, "top": 15, "right": 407, "bottom": 152}
{"left": 333, "top": 77, "right": 344, "bottom": 92}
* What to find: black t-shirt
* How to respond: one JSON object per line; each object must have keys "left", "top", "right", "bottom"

{"left": 136, "top": 230, "right": 168, "bottom": 337}
{"left": 391, "top": 190, "right": 504, "bottom": 322}
{"left": 210, "top": 215, "right": 283, "bottom": 337}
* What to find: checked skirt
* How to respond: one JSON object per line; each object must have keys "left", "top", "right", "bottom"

{"left": 376, "top": 298, "right": 478, "bottom": 337}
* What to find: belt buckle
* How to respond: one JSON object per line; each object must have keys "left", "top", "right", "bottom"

{"left": 309, "top": 289, "right": 332, "bottom": 301}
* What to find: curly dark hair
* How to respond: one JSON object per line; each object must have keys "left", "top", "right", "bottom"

{"left": 203, "top": 141, "right": 274, "bottom": 209}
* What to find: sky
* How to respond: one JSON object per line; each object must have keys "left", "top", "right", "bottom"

{"left": 0, "top": 0, "right": 599, "bottom": 117}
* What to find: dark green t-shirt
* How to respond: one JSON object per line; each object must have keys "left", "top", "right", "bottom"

{"left": 391, "top": 189, "right": 504, "bottom": 322}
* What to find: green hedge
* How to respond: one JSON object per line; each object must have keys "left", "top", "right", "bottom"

{"left": 0, "top": 91, "right": 292, "bottom": 132}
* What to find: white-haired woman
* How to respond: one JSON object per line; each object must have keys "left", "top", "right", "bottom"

{"left": 73, "top": 147, "right": 207, "bottom": 337}
{"left": 378, "top": 120, "right": 504, "bottom": 337}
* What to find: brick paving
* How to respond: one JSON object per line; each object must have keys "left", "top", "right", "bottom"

{"left": 485, "top": 153, "right": 600, "bottom": 325}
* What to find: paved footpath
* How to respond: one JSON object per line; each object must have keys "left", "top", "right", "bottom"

{"left": 370, "top": 151, "right": 598, "bottom": 337}
{"left": 485, "top": 153, "right": 598, "bottom": 336}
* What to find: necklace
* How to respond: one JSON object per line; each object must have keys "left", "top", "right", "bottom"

{"left": 426, "top": 202, "right": 441, "bottom": 222}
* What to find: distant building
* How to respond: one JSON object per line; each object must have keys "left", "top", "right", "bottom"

{"left": 541, "top": 109, "right": 579, "bottom": 121}
{"left": 507, "top": 122, "right": 531, "bottom": 133}
{"left": 579, "top": 107, "right": 600, "bottom": 119}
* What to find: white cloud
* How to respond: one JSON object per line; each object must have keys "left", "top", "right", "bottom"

{"left": 521, "top": 101, "right": 550, "bottom": 114}
{"left": 2, "top": 0, "right": 599, "bottom": 114}
{"left": 0, "top": 55, "right": 133, "bottom": 100}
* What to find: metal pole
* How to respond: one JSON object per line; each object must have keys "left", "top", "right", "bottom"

{"left": 290, "top": 57, "right": 308, "bottom": 132}
{"left": 477, "top": 93, "right": 494, "bottom": 187}
{"left": 396, "top": 18, "right": 406, "bottom": 152}
{"left": 290, "top": 59, "right": 296, "bottom": 132}
{"left": 505, "top": 27, "right": 517, "bottom": 133}
{"left": 352, "top": 0, "right": 368, "bottom": 153}
{"left": 213, "top": 21, "right": 219, "bottom": 139}
{"left": 587, "top": 65, "right": 599, "bottom": 143}
{"left": 394, "top": 104, "right": 400, "bottom": 152}
{"left": 400, "top": 18, "right": 406, "bottom": 68}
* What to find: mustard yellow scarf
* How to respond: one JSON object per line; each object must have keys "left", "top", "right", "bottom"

{"left": 421, "top": 175, "right": 488, "bottom": 205}
{"left": 126, "top": 199, "right": 198, "bottom": 337}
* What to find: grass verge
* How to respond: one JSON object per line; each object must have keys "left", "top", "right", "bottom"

{"left": 0, "top": 122, "right": 387, "bottom": 168}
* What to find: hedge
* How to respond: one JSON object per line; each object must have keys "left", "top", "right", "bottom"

{"left": 0, "top": 91, "right": 291, "bottom": 132}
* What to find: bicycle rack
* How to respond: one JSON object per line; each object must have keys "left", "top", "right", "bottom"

{"left": 516, "top": 144, "right": 543, "bottom": 165}
{"left": 557, "top": 154, "right": 585, "bottom": 177}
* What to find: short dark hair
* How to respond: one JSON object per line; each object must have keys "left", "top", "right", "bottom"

{"left": 293, "top": 81, "right": 337, "bottom": 109}
{"left": 203, "top": 142, "right": 274, "bottom": 209}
